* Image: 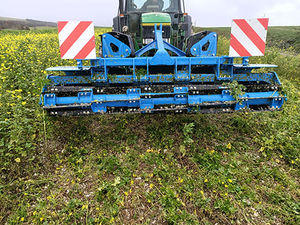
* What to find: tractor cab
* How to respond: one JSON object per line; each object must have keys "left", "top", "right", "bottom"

{"left": 113, "top": 0, "right": 192, "bottom": 49}
{"left": 125, "top": 0, "right": 182, "bottom": 13}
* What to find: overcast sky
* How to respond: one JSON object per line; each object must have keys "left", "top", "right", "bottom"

{"left": 1, "top": 0, "right": 299, "bottom": 27}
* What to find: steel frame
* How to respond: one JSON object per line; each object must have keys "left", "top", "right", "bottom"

{"left": 41, "top": 24, "right": 286, "bottom": 115}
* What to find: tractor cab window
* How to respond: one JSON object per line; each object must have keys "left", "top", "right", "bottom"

{"left": 127, "top": 0, "right": 179, "bottom": 13}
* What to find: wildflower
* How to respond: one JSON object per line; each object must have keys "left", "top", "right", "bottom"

{"left": 20, "top": 217, "right": 24, "bottom": 222}
{"left": 22, "top": 101, "right": 26, "bottom": 105}
{"left": 15, "top": 158, "right": 21, "bottom": 163}
{"left": 226, "top": 143, "right": 232, "bottom": 150}
{"left": 178, "top": 177, "right": 183, "bottom": 183}
{"left": 228, "top": 179, "right": 232, "bottom": 183}
{"left": 124, "top": 192, "right": 128, "bottom": 196}
{"left": 204, "top": 179, "right": 208, "bottom": 183}
{"left": 149, "top": 184, "right": 154, "bottom": 189}
{"left": 82, "top": 204, "right": 88, "bottom": 210}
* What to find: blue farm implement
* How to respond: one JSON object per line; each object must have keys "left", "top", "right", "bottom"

{"left": 40, "top": 0, "right": 286, "bottom": 116}
{"left": 41, "top": 25, "right": 285, "bottom": 116}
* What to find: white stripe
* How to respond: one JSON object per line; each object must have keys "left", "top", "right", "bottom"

{"left": 246, "top": 19, "right": 268, "bottom": 42}
{"left": 58, "top": 21, "right": 80, "bottom": 46}
{"left": 231, "top": 21, "right": 264, "bottom": 56}
{"left": 85, "top": 48, "right": 96, "bottom": 59}
{"left": 62, "top": 23, "right": 95, "bottom": 59}
{"left": 229, "top": 46, "right": 239, "bottom": 57}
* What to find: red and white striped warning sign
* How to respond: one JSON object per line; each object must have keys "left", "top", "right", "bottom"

{"left": 57, "top": 21, "right": 96, "bottom": 59}
{"left": 229, "top": 18, "right": 269, "bottom": 57}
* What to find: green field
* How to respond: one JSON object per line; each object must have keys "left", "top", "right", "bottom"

{"left": 194, "top": 26, "right": 300, "bottom": 53}
{"left": 0, "top": 28, "right": 299, "bottom": 224}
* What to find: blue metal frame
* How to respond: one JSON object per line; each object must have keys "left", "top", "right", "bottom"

{"left": 189, "top": 32, "right": 218, "bottom": 57}
{"left": 102, "top": 33, "right": 132, "bottom": 58}
{"left": 42, "top": 24, "right": 286, "bottom": 114}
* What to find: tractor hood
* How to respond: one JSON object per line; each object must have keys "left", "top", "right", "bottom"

{"left": 141, "top": 13, "right": 171, "bottom": 26}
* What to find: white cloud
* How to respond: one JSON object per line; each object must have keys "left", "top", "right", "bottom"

{"left": 0, "top": 0, "right": 299, "bottom": 26}
{"left": 186, "top": 0, "right": 300, "bottom": 27}
{"left": 264, "top": 1, "right": 300, "bottom": 25}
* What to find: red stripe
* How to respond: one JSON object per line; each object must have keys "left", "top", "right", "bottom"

{"left": 258, "top": 18, "right": 269, "bottom": 30}
{"left": 60, "top": 21, "right": 92, "bottom": 58}
{"left": 230, "top": 34, "right": 251, "bottom": 57}
{"left": 234, "top": 19, "right": 266, "bottom": 54}
{"left": 74, "top": 36, "right": 96, "bottom": 59}
{"left": 57, "top": 21, "right": 68, "bottom": 33}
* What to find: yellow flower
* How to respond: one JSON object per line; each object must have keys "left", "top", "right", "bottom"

{"left": 178, "top": 177, "right": 183, "bottom": 183}
{"left": 82, "top": 204, "right": 88, "bottom": 210}
{"left": 228, "top": 179, "right": 232, "bottom": 183}
{"left": 15, "top": 158, "right": 21, "bottom": 163}
{"left": 20, "top": 217, "right": 24, "bottom": 222}
{"left": 204, "top": 179, "right": 208, "bottom": 183}
{"left": 22, "top": 101, "right": 26, "bottom": 105}
{"left": 124, "top": 192, "right": 128, "bottom": 196}
{"left": 226, "top": 143, "right": 232, "bottom": 150}
{"left": 149, "top": 184, "right": 154, "bottom": 189}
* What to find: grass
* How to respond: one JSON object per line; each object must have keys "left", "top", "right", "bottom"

{"left": 0, "top": 28, "right": 299, "bottom": 224}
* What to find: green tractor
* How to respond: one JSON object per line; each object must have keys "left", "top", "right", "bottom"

{"left": 113, "top": 0, "right": 192, "bottom": 50}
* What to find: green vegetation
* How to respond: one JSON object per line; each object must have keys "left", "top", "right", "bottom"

{"left": 0, "top": 28, "right": 299, "bottom": 224}
{"left": 194, "top": 26, "right": 300, "bottom": 53}
{"left": 0, "top": 17, "right": 56, "bottom": 30}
